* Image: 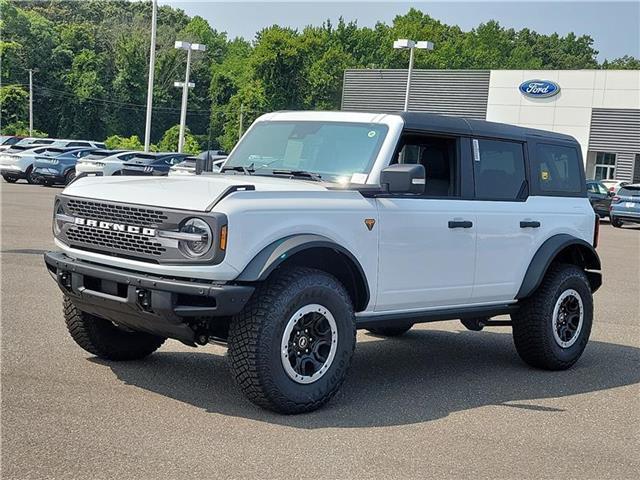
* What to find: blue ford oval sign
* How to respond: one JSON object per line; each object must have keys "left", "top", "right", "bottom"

{"left": 519, "top": 79, "right": 560, "bottom": 98}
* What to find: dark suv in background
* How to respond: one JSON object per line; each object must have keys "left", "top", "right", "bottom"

{"left": 586, "top": 180, "right": 613, "bottom": 218}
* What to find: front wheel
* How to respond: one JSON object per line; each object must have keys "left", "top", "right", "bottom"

{"left": 611, "top": 216, "right": 624, "bottom": 228}
{"left": 228, "top": 267, "right": 356, "bottom": 414}
{"left": 511, "top": 264, "right": 593, "bottom": 370}
{"left": 63, "top": 297, "right": 165, "bottom": 360}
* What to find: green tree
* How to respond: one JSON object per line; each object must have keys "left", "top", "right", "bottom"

{"left": 602, "top": 55, "right": 640, "bottom": 69}
{"left": 0, "top": 85, "right": 28, "bottom": 125}
{"left": 104, "top": 134, "right": 144, "bottom": 151}
{"left": 157, "top": 124, "right": 200, "bottom": 154}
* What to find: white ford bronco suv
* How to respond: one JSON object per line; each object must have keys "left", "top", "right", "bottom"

{"left": 45, "top": 111, "right": 602, "bottom": 414}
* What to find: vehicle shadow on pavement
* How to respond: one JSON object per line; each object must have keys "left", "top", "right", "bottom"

{"left": 94, "top": 329, "right": 640, "bottom": 429}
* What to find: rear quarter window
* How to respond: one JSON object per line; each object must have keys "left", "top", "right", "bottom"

{"left": 532, "top": 143, "right": 583, "bottom": 194}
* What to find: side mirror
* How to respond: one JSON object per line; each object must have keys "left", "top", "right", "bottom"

{"left": 380, "top": 164, "right": 425, "bottom": 194}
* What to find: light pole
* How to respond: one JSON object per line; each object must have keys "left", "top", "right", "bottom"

{"left": 28, "top": 68, "right": 38, "bottom": 136}
{"left": 143, "top": 0, "right": 158, "bottom": 152}
{"left": 174, "top": 41, "right": 206, "bottom": 153}
{"left": 393, "top": 39, "right": 434, "bottom": 112}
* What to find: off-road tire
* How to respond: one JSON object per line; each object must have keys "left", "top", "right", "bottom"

{"left": 511, "top": 264, "right": 593, "bottom": 370}
{"left": 611, "top": 217, "right": 624, "bottom": 228}
{"left": 366, "top": 324, "right": 413, "bottom": 337}
{"left": 25, "top": 166, "right": 37, "bottom": 184}
{"left": 63, "top": 297, "right": 165, "bottom": 360}
{"left": 2, "top": 174, "right": 17, "bottom": 183}
{"left": 228, "top": 266, "right": 356, "bottom": 414}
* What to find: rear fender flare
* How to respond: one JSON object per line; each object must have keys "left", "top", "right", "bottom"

{"left": 516, "top": 234, "right": 601, "bottom": 299}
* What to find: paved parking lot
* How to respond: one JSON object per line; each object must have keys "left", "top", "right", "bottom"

{"left": 1, "top": 181, "right": 639, "bottom": 479}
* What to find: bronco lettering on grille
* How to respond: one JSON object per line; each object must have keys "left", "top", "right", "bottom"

{"left": 73, "top": 217, "right": 156, "bottom": 237}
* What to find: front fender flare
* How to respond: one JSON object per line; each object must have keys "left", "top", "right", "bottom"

{"left": 235, "top": 234, "right": 370, "bottom": 309}
{"left": 516, "top": 234, "right": 601, "bottom": 299}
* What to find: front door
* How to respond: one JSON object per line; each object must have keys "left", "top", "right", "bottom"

{"left": 375, "top": 198, "right": 477, "bottom": 311}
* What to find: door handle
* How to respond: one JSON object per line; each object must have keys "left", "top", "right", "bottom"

{"left": 520, "top": 221, "right": 541, "bottom": 228}
{"left": 448, "top": 220, "right": 473, "bottom": 229}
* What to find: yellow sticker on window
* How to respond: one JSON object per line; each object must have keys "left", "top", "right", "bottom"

{"left": 541, "top": 170, "right": 550, "bottom": 181}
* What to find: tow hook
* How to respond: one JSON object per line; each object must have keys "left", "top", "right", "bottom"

{"left": 136, "top": 288, "right": 152, "bottom": 312}
{"left": 58, "top": 271, "right": 72, "bottom": 290}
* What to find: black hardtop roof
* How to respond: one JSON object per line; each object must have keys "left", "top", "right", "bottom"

{"left": 398, "top": 112, "right": 576, "bottom": 143}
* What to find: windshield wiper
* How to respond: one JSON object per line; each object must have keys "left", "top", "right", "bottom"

{"left": 270, "top": 169, "right": 322, "bottom": 181}
{"left": 221, "top": 165, "right": 254, "bottom": 175}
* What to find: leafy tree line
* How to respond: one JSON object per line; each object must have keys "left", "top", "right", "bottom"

{"left": 1, "top": 0, "right": 638, "bottom": 152}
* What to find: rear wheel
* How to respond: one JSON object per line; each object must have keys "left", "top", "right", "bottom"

{"left": 63, "top": 297, "right": 165, "bottom": 361}
{"left": 2, "top": 174, "right": 17, "bottom": 183}
{"left": 228, "top": 266, "right": 356, "bottom": 414}
{"left": 366, "top": 324, "right": 413, "bottom": 337}
{"left": 511, "top": 264, "right": 592, "bottom": 370}
{"left": 25, "top": 166, "right": 37, "bottom": 184}
{"left": 611, "top": 216, "right": 624, "bottom": 228}
{"left": 64, "top": 169, "right": 76, "bottom": 185}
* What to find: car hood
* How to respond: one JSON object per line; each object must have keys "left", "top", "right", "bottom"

{"left": 62, "top": 174, "right": 330, "bottom": 211}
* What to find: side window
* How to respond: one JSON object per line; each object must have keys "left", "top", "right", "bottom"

{"left": 395, "top": 134, "right": 459, "bottom": 197}
{"left": 533, "top": 143, "right": 582, "bottom": 194}
{"left": 473, "top": 139, "right": 526, "bottom": 200}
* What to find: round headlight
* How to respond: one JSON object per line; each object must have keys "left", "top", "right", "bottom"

{"left": 178, "top": 218, "right": 213, "bottom": 257}
{"left": 52, "top": 200, "right": 64, "bottom": 236}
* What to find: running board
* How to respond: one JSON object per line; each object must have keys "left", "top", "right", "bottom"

{"left": 356, "top": 304, "right": 518, "bottom": 330}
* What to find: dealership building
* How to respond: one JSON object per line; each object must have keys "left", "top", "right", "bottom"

{"left": 342, "top": 69, "right": 640, "bottom": 183}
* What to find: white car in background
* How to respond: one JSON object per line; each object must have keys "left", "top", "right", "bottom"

{"left": 0, "top": 136, "right": 54, "bottom": 152}
{"left": 600, "top": 179, "right": 629, "bottom": 194}
{"left": 0, "top": 145, "right": 64, "bottom": 183}
{"left": 76, "top": 151, "right": 138, "bottom": 177}
{"left": 168, "top": 156, "right": 226, "bottom": 176}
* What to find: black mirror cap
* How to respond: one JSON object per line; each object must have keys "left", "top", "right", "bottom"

{"left": 380, "top": 164, "right": 426, "bottom": 194}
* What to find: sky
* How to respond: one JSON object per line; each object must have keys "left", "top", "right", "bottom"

{"left": 161, "top": 1, "right": 640, "bottom": 62}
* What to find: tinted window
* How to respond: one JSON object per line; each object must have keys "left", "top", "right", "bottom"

{"left": 534, "top": 144, "right": 582, "bottom": 193}
{"left": 67, "top": 142, "right": 90, "bottom": 147}
{"left": 473, "top": 139, "right": 526, "bottom": 200}
{"left": 618, "top": 186, "right": 640, "bottom": 197}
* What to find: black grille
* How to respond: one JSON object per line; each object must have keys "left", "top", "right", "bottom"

{"left": 66, "top": 199, "right": 168, "bottom": 227}
{"left": 67, "top": 225, "right": 167, "bottom": 257}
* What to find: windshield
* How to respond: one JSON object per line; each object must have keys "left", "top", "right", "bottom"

{"left": 223, "top": 121, "right": 388, "bottom": 182}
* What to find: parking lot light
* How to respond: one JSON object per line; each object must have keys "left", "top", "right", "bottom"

{"left": 174, "top": 41, "right": 207, "bottom": 153}
{"left": 393, "top": 38, "right": 434, "bottom": 112}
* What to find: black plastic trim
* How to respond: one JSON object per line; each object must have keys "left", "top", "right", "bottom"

{"left": 44, "top": 251, "right": 254, "bottom": 343}
{"left": 236, "top": 234, "right": 370, "bottom": 310}
{"left": 516, "top": 234, "right": 602, "bottom": 299}
{"left": 356, "top": 303, "right": 518, "bottom": 329}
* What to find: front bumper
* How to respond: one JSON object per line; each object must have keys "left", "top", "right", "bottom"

{"left": 44, "top": 251, "right": 255, "bottom": 344}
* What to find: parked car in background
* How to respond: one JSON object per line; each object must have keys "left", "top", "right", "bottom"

{"left": 0, "top": 135, "right": 24, "bottom": 148}
{"left": 75, "top": 150, "right": 136, "bottom": 177}
{"left": 610, "top": 184, "right": 640, "bottom": 227}
{"left": 601, "top": 179, "right": 629, "bottom": 193}
{"left": 32, "top": 147, "right": 97, "bottom": 186}
{"left": 121, "top": 152, "right": 189, "bottom": 176}
{"left": 168, "top": 155, "right": 226, "bottom": 176}
{"left": 0, "top": 136, "right": 54, "bottom": 152}
{"left": 48, "top": 139, "right": 106, "bottom": 149}
{"left": 586, "top": 180, "right": 613, "bottom": 218}
{"left": 0, "top": 145, "right": 60, "bottom": 183}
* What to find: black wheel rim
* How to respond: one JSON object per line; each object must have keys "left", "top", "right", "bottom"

{"left": 281, "top": 304, "right": 338, "bottom": 384}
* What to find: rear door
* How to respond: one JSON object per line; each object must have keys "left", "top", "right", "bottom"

{"left": 470, "top": 138, "right": 543, "bottom": 303}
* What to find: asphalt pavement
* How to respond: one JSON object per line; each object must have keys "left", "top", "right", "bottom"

{"left": 1, "top": 181, "right": 639, "bottom": 479}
